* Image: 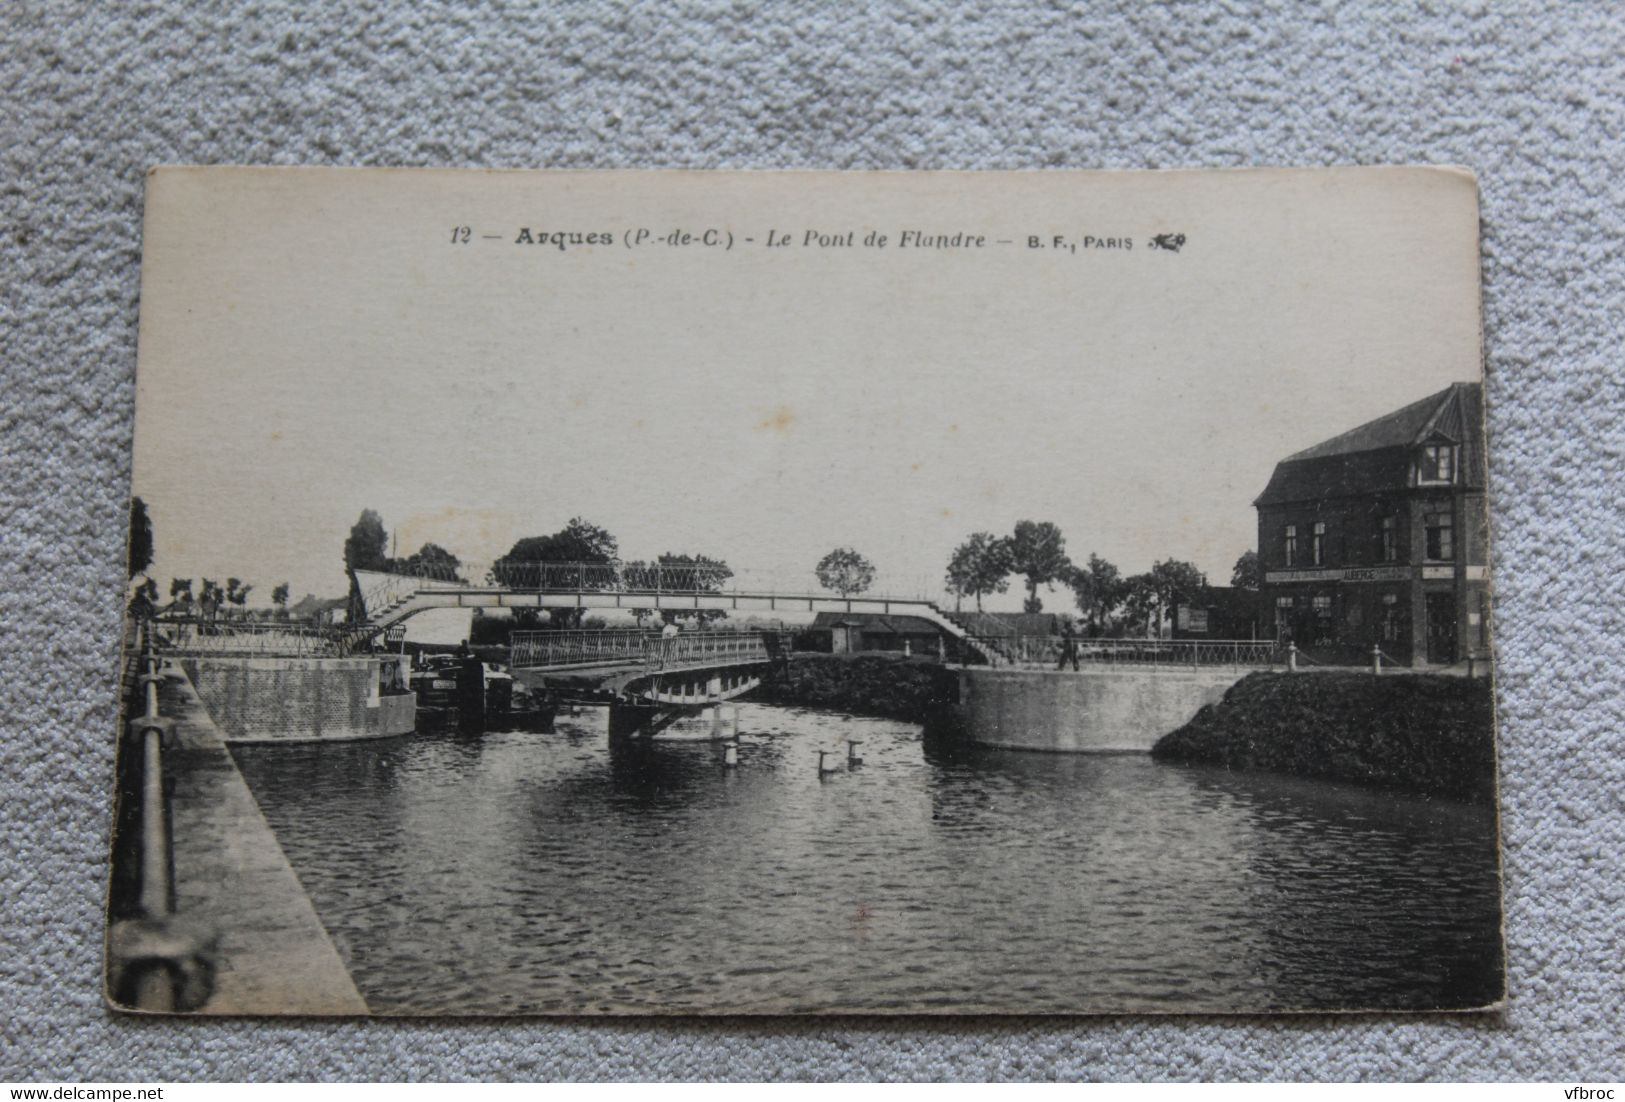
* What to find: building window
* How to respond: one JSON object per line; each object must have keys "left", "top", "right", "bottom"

{"left": 1276, "top": 596, "right": 1294, "bottom": 609}
{"left": 1312, "top": 595, "right": 1332, "bottom": 615}
{"left": 1421, "top": 444, "right": 1456, "bottom": 484}
{"left": 1283, "top": 524, "right": 1297, "bottom": 567}
{"left": 1381, "top": 595, "right": 1403, "bottom": 642}
{"left": 1380, "top": 516, "right": 1398, "bottom": 563}
{"left": 1311, "top": 521, "right": 1326, "bottom": 566}
{"left": 1424, "top": 511, "right": 1454, "bottom": 561}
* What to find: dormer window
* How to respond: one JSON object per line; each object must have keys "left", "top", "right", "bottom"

{"left": 1421, "top": 443, "right": 1456, "bottom": 484}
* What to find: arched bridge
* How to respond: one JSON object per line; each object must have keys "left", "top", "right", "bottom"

{"left": 506, "top": 628, "right": 780, "bottom": 739}
{"left": 344, "top": 561, "right": 1013, "bottom": 739}
{"left": 338, "top": 562, "right": 1282, "bottom": 741}
{"left": 509, "top": 627, "right": 776, "bottom": 701}
{"left": 346, "top": 563, "right": 1004, "bottom": 662}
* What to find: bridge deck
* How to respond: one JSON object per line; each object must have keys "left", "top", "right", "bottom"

{"left": 507, "top": 630, "right": 776, "bottom": 702}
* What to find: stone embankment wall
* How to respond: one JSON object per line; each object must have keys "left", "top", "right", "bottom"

{"left": 953, "top": 666, "right": 1245, "bottom": 752}
{"left": 755, "top": 655, "right": 1245, "bottom": 754}
{"left": 752, "top": 653, "right": 959, "bottom": 722}
{"left": 108, "top": 666, "right": 369, "bottom": 1014}
{"left": 1151, "top": 671, "right": 1498, "bottom": 801}
{"left": 183, "top": 657, "right": 414, "bottom": 743}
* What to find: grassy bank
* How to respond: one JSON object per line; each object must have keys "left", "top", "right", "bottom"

{"left": 752, "top": 654, "right": 959, "bottom": 723}
{"left": 1151, "top": 672, "right": 1498, "bottom": 801}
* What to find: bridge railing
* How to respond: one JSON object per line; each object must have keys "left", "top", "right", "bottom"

{"left": 150, "top": 617, "right": 345, "bottom": 658}
{"left": 943, "top": 609, "right": 1021, "bottom": 637}
{"left": 970, "top": 635, "right": 1280, "bottom": 670}
{"left": 657, "top": 630, "right": 771, "bottom": 670}
{"left": 363, "top": 560, "right": 942, "bottom": 603}
{"left": 510, "top": 629, "right": 648, "bottom": 669}
{"left": 510, "top": 629, "right": 772, "bottom": 672}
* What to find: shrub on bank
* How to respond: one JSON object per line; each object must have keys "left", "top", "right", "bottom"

{"left": 752, "top": 653, "right": 959, "bottom": 722}
{"left": 1151, "top": 671, "right": 1498, "bottom": 802}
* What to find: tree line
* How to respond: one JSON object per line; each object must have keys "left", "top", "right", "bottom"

{"left": 943, "top": 520, "right": 1260, "bottom": 637}
{"left": 127, "top": 497, "right": 294, "bottom": 622}
{"left": 129, "top": 498, "right": 1262, "bottom": 640}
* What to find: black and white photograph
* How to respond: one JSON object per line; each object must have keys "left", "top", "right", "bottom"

{"left": 106, "top": 165, "right": 1504, "bottom": 1016}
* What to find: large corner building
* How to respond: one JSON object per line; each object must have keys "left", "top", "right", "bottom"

{"left": 1254, "top": 381, "right": 1490, "bottom": 667}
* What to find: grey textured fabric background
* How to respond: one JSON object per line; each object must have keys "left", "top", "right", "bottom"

{"left": 3, "top": 0, "right": 1622, "bottom": 1082}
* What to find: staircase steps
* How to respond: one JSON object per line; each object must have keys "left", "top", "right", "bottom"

{"left": 926, "top": 604, "right": 1018, "bottom": 666}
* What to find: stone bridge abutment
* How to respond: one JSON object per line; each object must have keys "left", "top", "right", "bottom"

{"left": 950, "top": 666, "right": 1250, "bottom": 753}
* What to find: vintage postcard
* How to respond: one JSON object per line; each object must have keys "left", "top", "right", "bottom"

{"left": 108, "top": 166, "right": 1504, "bottom": 1015}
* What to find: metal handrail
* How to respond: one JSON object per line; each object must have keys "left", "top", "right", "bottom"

{"left": 510, "top": 629, "right": 649, "bottom": 669}
{"left": 943, "top": 610, "right": 1021, "bottom": 637}
{"left": 150, "top": 617, "right": 345, "bottom": 658}
{"left": 656, "top": 631, "right": 771, "bottom": 671}
{"left": 108, "top": 622, "right": 214, "bottom": 1011}
{"left": 969, "top": 635, "right": 1280, "bottom": 669}
{"left": 510, "top": 629, "right": 772, "bottom": 673}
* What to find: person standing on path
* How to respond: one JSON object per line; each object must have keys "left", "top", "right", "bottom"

{"left": 1056, "top": 621, "right": 1080, "bottom": 672}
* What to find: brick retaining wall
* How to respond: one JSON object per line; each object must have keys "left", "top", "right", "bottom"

{"left": 182, "top": 657, "right": 414, "bottom": 742}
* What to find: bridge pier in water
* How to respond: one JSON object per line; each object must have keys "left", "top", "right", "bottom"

{"left": 607, "top": 701, "right": 660, "bottom": 743}
{"left": 606, "top": 690, "right": 742, "bottom": 745}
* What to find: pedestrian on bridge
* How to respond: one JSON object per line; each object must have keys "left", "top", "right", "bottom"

{"left": 1057, "top": 622, "right": 1080, "bottom": 672}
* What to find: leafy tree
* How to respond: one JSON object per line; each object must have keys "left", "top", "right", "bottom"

{"left": 127, "top": 497, "right": 154, "bottom": 579}
{"left": 344, "top": 509, "right": 390, "bottom": 573}
{"left": 495, "top": 517, "right": 619, "bottom": 577}
{"left": 169, "top": 578, "right": 194, "bottom": 614}
{"left": 199, "top": 579, "right": 222, "bottom": 624}
{"left": 1117, "top": 574, "right": 1159, "bottom": 636}
{"left": 1068, "top": 553, "right": 1124, "bottom": 636}
{"left": 128, "top": 578, "right": 159, "bottom": 619}
{"left": 271, "top": 583, "right": 291, "bottom": 620}
{"left": 1140, "top": 559, "right": 1207, "bottom": 638}
{"left": 225, "top": 578, "right": 252, "bottom": 616}
{"left": 1231, "top": 549, "right": 1262, "bottom": 591}
{"left": 815, "top": 547, "right": 876, "bottom": 598}
{"left": 622, "top": 559, "right": 657, "bottom": 627}
{"left": 655, "top": 552, "right": 733, "bottom": 625}
{"left": 1007, "top": 520, "right": 1071, "bottom": 614}
{"left": 494, "top": 517, "right": 620, "bottom": 627}
{"left": 395, "top": 542, "right": 463, "bottom": 582}
{"left": 945, "top": 532, "right": 1012, "bottom": 612}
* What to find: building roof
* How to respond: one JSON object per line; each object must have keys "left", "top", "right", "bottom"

{"left": 810, "top": 611, "right": 945, "bottom": 634}
{"left": 1176, "top": 585, "right": 1259, "bottom": 614}
{"left": 1255, "top": 382, "right": 1484, "bottom": 507}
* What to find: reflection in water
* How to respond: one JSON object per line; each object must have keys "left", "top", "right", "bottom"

{"left": 1182, "top": 767, "right": 1504, "bottom": 1010}
{"left": 232, "top": 704, "right": 1503, "bottom": 1014}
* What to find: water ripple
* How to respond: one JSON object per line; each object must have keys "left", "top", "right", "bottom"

{"left": 232, "top": 703, "right": 1503, "bottom": 1014}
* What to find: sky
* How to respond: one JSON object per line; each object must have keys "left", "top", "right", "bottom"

{"left": 131, "top": 167, "right": 1483, "bottom": 611}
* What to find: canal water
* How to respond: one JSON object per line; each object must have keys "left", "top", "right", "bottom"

{"left": 232, "top": 704, "right": 1504, "bottom": 1014}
